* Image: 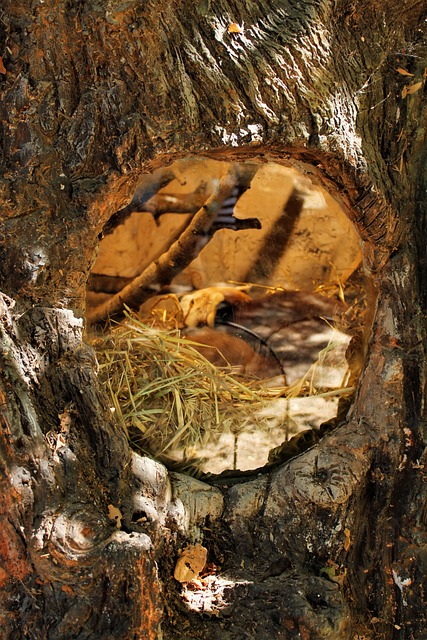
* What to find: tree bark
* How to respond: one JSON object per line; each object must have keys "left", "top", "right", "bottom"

{"left": 0, "top": 1, "right": 426, "bottom": 639}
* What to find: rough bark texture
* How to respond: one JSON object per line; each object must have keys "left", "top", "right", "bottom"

{"left": 0, "top": 1, "right": 426, "bottom": 639}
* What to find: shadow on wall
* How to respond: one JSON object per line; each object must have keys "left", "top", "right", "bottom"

{"left": 90, "top": 158, "right": 362, "bottom": 292}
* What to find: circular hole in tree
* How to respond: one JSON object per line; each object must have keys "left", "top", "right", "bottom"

{"left": 87, "top": 157, "right": 373, "bottom": 476}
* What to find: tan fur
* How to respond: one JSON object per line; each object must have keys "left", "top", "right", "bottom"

{"left": 183, "top": 327, "right": 275, "bottom": 378}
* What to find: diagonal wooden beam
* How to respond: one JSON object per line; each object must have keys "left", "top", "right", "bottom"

{"left": 87, "top": 167, "right": 240, "bottom": 325}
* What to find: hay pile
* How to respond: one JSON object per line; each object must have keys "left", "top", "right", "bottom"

{"left": 93, "top": 312, "right": 271, "bottom": 470}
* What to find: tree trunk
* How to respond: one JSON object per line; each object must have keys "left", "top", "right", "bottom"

{"left": 0, "top": 1, "right": 426, "bottom": 638}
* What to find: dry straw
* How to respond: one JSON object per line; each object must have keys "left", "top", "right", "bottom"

{"left": 93, "top": 312, "right": 271, "bottom": 469}
{"left": 93, "top": 293, "right": 359, "bottom": 472}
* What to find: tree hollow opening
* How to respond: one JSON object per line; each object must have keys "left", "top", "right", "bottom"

{"left": 87, "top": 157, "right": 373, "bottom": 476}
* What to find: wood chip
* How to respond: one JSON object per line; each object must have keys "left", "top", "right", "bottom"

{"left": 174, "top": 543, "right": 208, "bottom": 583}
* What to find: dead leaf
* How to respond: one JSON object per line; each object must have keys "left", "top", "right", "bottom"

{"left": 407, "top": 81, "right": 423, "bottom": 94}
{"left": 228, "top": 23, "right": 243, "bottom": 34}
{"left": 107, "top": 504, "right": 123, "bottom": 529}
{"left": 343, "top": 527, "right": 351, "bottom": 551}
{"left": 0, "top": 57, "right": 6, "bottom": 74}
{"left": 396, "top": 68, "right": 414, "bottom": 77}
{"left": 54, "top": 433, "right": 66, "bottom": 452}
{"left": 402, "top": 81, "right": 423, "bottom": 98}
{"left": 174, "top": 543, "right": 208, "bottom": 583}
{"left": 61, "top": 585, "right": 74, "bottom": 594}
{"left": 333, "top": 568, "right": 347, "bottom": 586}
{"left": 58, "top": 407, "right": 72, "bottom": 433}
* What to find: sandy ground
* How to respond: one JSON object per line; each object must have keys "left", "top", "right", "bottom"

{"left": 194, "top": 306, "right": 352, "bottom": 474}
